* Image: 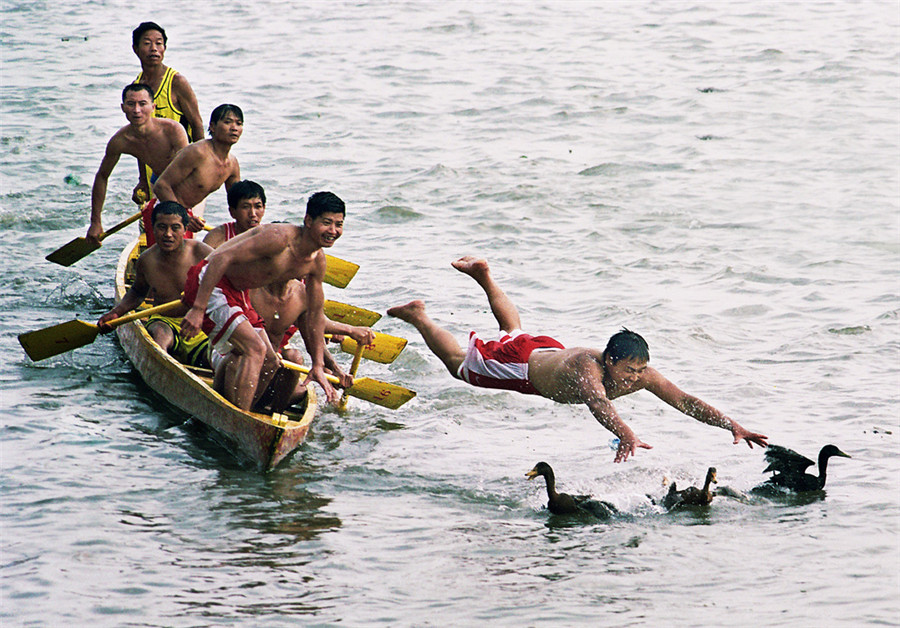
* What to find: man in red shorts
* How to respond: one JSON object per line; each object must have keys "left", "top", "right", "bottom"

{"left": 388, "top": 256, "right": 768, "bottom": 463}
{"left": 180, "top": 191, "right": 345, "bottom": 410}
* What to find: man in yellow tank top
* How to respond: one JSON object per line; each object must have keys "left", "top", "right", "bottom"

{"left": 132, "top": 22, "right": 203, "bottom": 143}
{"left": 132, "top": 22, "right": 204, "bottom": 196}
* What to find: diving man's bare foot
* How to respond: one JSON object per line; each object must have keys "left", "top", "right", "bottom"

{"left": 451, "top": 256, "right": 491, "bottom": 281}
{"left": 387, "top": 300, "right": 427, "bottom": 323}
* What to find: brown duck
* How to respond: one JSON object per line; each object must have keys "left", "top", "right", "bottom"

{"left": 660, "top": 467, "right": 718, "bottom": 510}
{"left": 526, "top": 461, "right": 618, "bottom": 520}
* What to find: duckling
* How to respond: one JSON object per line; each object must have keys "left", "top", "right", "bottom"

{"left": 659, "top": 467, "right": 717, "bottom": 510}
{"left": 753, "top": 444, "right": 850, "bottom": 493}
{"left": 525, "top": 461, "right": 618, "bottom": 520}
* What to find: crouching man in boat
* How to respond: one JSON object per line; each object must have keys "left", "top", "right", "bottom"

{"left": 147, "top": 103, "right": 244, "bottom": 245}
{"left": 98, "top": 201, "right": 213, "bottom": 367}
{"left": 388, "top": 256, "right": 769, "bottom": 463}
{"left": 86, "top": 83, "right": 189, "bottom": 245}
{"left": 180, "top": 191, "right": 347, "bottom": 409}
{"left": 252, "top": 278, "right": 376, "bottom": 413}
{"left": 204, "top": 179, "right": 266, "bottom": 248}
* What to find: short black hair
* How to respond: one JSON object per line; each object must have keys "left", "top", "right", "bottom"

{"left": 132, "top": 22, "right": 167, "bottom": 48}
{"left": 306, "top": 191, "right": 345, "bottom": 220}
{"left": 227, "top": 180, "right": 266, "bottom": 209}
{"left": 605, "top": 328, "right": 650, "bottom": 363}
{"left": 209, "top": 103, "right": 244, "bottom": 128}
{"left": 151, "top": 201, "right": 189, "bottom": 227}
{"left": 122, "top": 83, "right": 153, "bottom": 102}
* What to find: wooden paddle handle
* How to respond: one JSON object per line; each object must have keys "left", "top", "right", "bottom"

{"left": 98, "top": 210, "right": 143, "bottom": 242}
{"left": 106, "top": 299, "right": 183, "bottom": 329}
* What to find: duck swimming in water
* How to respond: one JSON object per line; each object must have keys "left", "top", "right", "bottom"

{"left": 659, "top": 467, "right": 718, "bottom": 510}
{"left": 525, "top": 461, "right": 618, "bottom": 520}
{"left": 754, "top": 444, "right": 850, "bottom": 493}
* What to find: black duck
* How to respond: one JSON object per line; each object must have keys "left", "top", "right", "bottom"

{"left": 525, "top": 461, "right": 618, "bottom": 520}
{"left": 754, "top": 444, "right": 850, "bottom": 493}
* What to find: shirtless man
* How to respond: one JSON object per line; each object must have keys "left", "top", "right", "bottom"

{"left": 132, "top": 21, "right": 203, "bottom": 143}
{"left": 148, "top": 103, "right": 243, "bottom": 243}
{"left": 180, "top": 191, "right": 347, "bottom": 409}
{"left": 98, "top": 201, "right": 213, "bottom": 367}
{"left": 204, "top": 179, "right": 265, "bottom": 248}
{"left": 388, "top": 257, "right": 769, "bottom": 463}
{"left": 85, "top": 84, "right": 188, "bottom": 245}
{"left": 251, "top": 279, "right": 376, "bottom": 412}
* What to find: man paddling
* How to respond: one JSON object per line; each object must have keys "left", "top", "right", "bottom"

{"left": 180, "top": 191, "right": 347, "bottom": 409}
{"left": 388, "top": 256, "right": 769, "bottom": 463}
{"left": 85, "top": 84, "right": 188, "bottom": 245}
{"left": 148, "top": 103, "right": 244, "bottom": 245}
{"left": 98, "top": 201, "right": 212, "bottom": 367}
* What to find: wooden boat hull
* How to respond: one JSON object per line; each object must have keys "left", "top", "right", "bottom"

{"left": 114, "top": 238, "right": 316, "bottom": 471}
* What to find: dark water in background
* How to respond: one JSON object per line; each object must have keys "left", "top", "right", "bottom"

{"left": 2, "top": 1, "right": 899, "bottom": 625}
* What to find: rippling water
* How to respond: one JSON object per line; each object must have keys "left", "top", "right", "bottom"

{"left": 2, "top": 1, "right": 898, "bottom": 626}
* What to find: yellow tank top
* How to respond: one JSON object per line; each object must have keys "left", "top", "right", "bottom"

{"left": 134, "top": 66, "right": 193, "bottom": 140}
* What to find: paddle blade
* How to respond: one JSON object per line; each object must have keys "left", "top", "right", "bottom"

{"left": 324, "top": 300, "right": 382, "bottom": 327}
{"left": 345, "top": 377, "right": 416, "bottom": 409}
{"left": 340, "top": 333, "right": 407, "bottom": 364}
{"left": 324, "top": 255, "right": 359, "bottom": 289}
{"left": 281, "top": 359, "right": 415, "bottom": 409}
{"left": 18, "top": 319, "right": 101, "bottom": 361}
{"left": 45, "top": 237, "right": 101, "bottom": 267}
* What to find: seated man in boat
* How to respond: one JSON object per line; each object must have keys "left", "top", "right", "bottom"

{"left": 388, "top": 256, "right": 769, "bottom": 463}
{"left": 180, "top": 191, "right": 347, "bottom": 409}
{"left": 147, "top": 103, "right": 244, "bottom": 245}
{"left": 86, "top": 83, "right": 188, "bottom": 245}
{"left": 98, "top": 201, "right": 213, "bottom": 367}
{"left": 251, "top": 278, "right": 376, "bottom": 412}
{"left": 203, "top": 179, "right": 266, "bottom": 248}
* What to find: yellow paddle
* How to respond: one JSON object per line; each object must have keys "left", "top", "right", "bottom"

{"left": 45, "top": 210, "right": 143, "bottom": 267}
{"left": 333, "top": 332, "right": 407, "bottom": 364}
{"left": 324, "top": 300, "right": 382, "bottom": 327}
{"left": 337, "top": 343, "right": 366, "bottom": 411}
{"left": 323, "top": 255, "right": 358, "bottom": 288}
{"left": 19, "top": 299, "right": 182, "bottom": 362}
{"left": 281, "top": 359, "right": 415, "bottom": 410}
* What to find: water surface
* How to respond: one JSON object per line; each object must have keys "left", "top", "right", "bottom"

{"left": 2, "top": 1, "right": 898, "bottom": 626}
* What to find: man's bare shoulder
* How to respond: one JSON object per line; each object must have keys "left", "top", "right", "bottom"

{"left": 156, "top": 117, "right": 189, "bottom": 141}
{"left": 257, "top": 222, "right": 301, "bottom": 241}
{"left": 107, "top": 124, "right": 134, "bottom": 150}
{"left": 133, "top": 244, "right": 161, "bottom": 276}
{"left": 171, "top": 139, "right": 210, "bottom": 162}
{"left": 203, "top": 225, "right": 227, "bottom": 248}
{"left": 171, "top": 71, "right": 196, "bottom": 93}
{"left": 185, "top": 238, "right": 214, "bottom": 261}
{"left": 641, "top": 365, "right": 666, "bottom": 384}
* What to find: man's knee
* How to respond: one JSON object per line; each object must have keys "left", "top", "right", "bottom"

{"left": 445, "top": 354, "right": 465, "bottom": 378}
{"left": 228, "top": 324, "right": 267, "bottom": 357}
{"left": 147, "top": 322, "right": 175, "bottom": 350}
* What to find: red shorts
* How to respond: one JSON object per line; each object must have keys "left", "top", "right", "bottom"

{"left": 457, "top": 329, "right": 565, "bottom": 395}
{"left": 280, "top": 325, "right": 299, "bottom": 352}
{"left": 142, "top": 198, "right": 195, "bottom": 246}
{"left": 182, "top": 260, "right": 264, "bottom": 352}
